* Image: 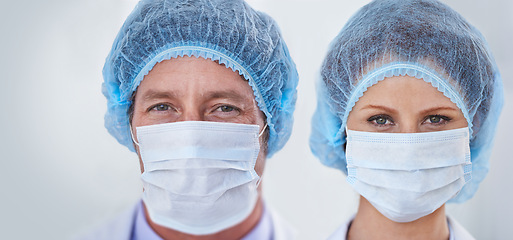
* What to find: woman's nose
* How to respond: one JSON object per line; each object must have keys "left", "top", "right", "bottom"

{"left": 399, "top": 126, "right": 420, "bottom": 133}
{"left": 398, "top": 116, "right": 421, "bottom": 133}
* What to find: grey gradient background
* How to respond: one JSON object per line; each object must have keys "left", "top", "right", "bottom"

{"left": 0, "top": 0, "right": 511, "bottom": 239}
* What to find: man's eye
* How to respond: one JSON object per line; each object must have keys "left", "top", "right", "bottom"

{"left": 211, "top": 105, "right": 241, "bottom": 117}
{"left": 151, "top": 104, "right": 170, "bottom": 111}
{"left": 219, "top": 105, "right": 234, "bottom": 112}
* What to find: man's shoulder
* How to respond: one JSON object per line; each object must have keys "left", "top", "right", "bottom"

{"left": 75, "top": 203, "right": 139, "bottom": 240}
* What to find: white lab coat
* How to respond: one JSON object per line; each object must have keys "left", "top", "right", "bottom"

{"left": 78, "top": 202, "right": 296, "bottom": 240}
{"left": 327, "top": 215, "right": 475, "bottom": 240}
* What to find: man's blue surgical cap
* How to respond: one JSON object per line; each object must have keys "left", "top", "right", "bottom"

{"left": 103, "top": 0, "right": 298, "bottom": 158}
{"left": 310, "top": 0, "right": 503, "bottom": 203}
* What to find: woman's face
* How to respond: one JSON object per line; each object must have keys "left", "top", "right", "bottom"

{"left": 347, "top": 75, "right": 468, "bottom": 133}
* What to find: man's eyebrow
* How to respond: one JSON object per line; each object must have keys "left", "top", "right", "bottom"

{"left": 205, "top": 90, "right": 248, "bottom": 101}
{"left": 141, "top": 90, "right": 178, "bottom": 101}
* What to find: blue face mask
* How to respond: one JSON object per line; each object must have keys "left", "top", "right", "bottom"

{"left": 131, "top": 121, "right": 266, "bottom": 235}
{"left": 345, "top": 127, "right": 472, "bottom": 222}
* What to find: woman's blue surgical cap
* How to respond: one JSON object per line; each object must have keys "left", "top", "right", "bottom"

{"left": 103, "top": 0, "right": 298, "bottom": 158}
{"left": 310, "top": 0, "right": 503, "bottom": 203}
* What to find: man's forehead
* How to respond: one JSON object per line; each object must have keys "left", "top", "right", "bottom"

{"left": 136, "top": 56, "right": 256, "bottom": 101}
{"left": 139, "top": 88, "right": 255, "bottom": 102}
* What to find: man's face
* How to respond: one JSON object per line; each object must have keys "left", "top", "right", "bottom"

{"left": 131, "top": 56, "right": 267, "bottom": 177}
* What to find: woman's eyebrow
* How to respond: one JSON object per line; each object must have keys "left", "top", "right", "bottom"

{"left": 360, "top": 104, "right": 398, "bottom": 114}
{"left": 418, "top": 106, "right": 461, "bottom": 115}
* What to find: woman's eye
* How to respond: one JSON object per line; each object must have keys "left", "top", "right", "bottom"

{"left": 375, "top": 117, "right": 387, "bottom": 124}
{"left": 429, "top": 116, "right": 441, "bottom": 123}
{"left": 424, "top": 115, "right": 451, "bottom": 125}
{"left": 368, "top": 115, "right": 393, "bottom": 126}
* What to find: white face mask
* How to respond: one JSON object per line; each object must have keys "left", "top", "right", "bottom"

{"left": 345, "top": 127, "right": 472, "bottom": 222}
{"left": 132, "top": 121, "right": 266, "bottom": 235}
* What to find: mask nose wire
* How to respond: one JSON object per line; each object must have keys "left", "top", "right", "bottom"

{"left": 129, "top": 123, "right": 140, "bottom": 147}
{"left": 132, "top": 122, "right": 266, "bottom": 146}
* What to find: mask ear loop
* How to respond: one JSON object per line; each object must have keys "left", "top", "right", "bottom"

{"left": 129, "top": 123, "right": 140, "bottom": 147}
{"left": 130, "top": 124, "right": 149, "bottom": 176}
{"left": 254, "top": 123, "right": 268, "bottom": 187}
{"left": 258, "top": 123, "right": 268, "bottom": 138}
{"left": 255, "top": 172, "right": 263, "bottom": 187}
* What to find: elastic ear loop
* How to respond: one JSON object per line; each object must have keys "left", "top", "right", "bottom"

{"left": 255, "top": 123, "right": 268, "bottom": 187}
{"left": 258, "top": 123, "right": 268, "bottom": 138}
{"left": 129, "top": 123, "right": 140, "bottom": 147}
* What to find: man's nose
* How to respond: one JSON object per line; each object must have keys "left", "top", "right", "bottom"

{"left": 178, "top": 109, "right": 203, "bottom": 122}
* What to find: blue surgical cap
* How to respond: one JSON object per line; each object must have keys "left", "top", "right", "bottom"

{"left": 103, "top": 0, "right": 298, "bottom": 158}
{"left": 310, "top": 0, "right": 503, "bottom": 203}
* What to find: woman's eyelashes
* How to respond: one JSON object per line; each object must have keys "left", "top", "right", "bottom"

{"left": 367, "top": 114, "right": 395, "bottom": 127}
{"left": 366, "top": 114, "right": 452, "bottom": 128}
{"left": 422, "top": 114, "right": 451, "bottom": 125}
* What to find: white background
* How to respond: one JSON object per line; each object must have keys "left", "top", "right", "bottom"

{"left": 0, "top": 0, "right": 511, "bottom": 239}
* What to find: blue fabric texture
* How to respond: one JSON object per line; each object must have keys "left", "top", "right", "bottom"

{"left": 309, "top": 0, "right": 503, "bottom": 203}
{"left": 103, "top": 0, "right": 298, "bottom": 158}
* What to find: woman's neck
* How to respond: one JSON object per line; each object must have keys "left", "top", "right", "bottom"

{"left": 348, "top": 196, "right": 449, "bottom": 240}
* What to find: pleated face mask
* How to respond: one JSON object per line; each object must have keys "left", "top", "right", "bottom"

{"left": 345, "top": 127, "right": 472, "bottom": 222}
{"left": 132, "top": 121, "right": 265, "bottom": 235}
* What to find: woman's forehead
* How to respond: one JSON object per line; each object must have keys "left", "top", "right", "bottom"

{"left": 354, "top": 75, "right": 458, "bottom": 110}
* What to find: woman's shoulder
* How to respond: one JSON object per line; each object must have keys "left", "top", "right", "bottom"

{"left": 447, "top": 216, "right": 476, "bottom": 240}
{"left": 326, "top": 215, "right": 475, "bottom": 240}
